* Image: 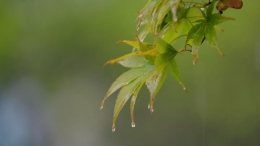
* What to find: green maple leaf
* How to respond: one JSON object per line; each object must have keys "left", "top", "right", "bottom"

{"left": 186, "top": 0, "right": 235, "bottom": 63}
{"left": 101, "top": 38, "right": 185, "bottom": 132}
{"left": 101, "top": 0, "right": 243, "bottom": 132}
{"left": 101, "top": 57, "right": 164, "bottom": 132}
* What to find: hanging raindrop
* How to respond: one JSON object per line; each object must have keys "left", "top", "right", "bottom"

{"left": 131, "top": 122, "right": 136, "bottom": 128}
{"left": 112, "top": 125, "right": 116, "bottom": 132}
{"left": 150, "top": 107, "right": 154, "bottom": 113}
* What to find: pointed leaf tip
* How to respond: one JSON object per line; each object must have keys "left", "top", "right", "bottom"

{"left": 149, "top": 98, "right": 154, "bottom": 114}
{"left": 169, "top": 59, "right": 186, "bottom": 90}
{"left": 130, "top": 83, "right": 143, "bottom": 130}
{"left": 112, "top": 124, "right": 116, "bottom": 132}
{"left": 100, "top": 100, "right": 106, "bottom": 110}
{"left": 117, "top": 40, "right": 124, "bottom": 43}
{"left": 150, "top": 106, "right": 154, "bottom": 114}
{"left": 111, "top": 66, "right": 153, "bottom": 132}
{"left": 119, "top": 56, "right": 148, "bottom": 68}
{"left": 214, "top": 46, "right": 225, "bottom": 56}
{"left": 104, "top": 60, "right": 114, "bottom": 66}
{"left": 219, "top": 51, "right": 225, "bottom": 56}
{"left": 131, "top": 122, "right": 136, "bottom": 128}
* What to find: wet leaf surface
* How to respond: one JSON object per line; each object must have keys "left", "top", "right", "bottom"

{"left": 101, "top": 0, "right": 243, "bottom": 131}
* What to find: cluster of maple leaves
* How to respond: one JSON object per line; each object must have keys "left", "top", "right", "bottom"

{"left": 101, "top": 0, "right": 243, "bottom": 132}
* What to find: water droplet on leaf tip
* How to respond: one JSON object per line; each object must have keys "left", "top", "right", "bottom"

{"left": 150, "top": 108, "right": 154, "bottom": 113}
{"left": 112, "top": 126, "right": 116, "bottom": 132}
{"left": 100, "top": 105, "right": 103, "bottom": 110}
{"left": 131, "top": 122, "right": 136, "bottom": 128}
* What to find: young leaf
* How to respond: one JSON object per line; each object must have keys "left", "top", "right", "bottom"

{"left": 156, "top": 37, "right": 178, "bottom": 54}
{"left": 206, "top": 0, "right": 217, "bottom": 18}
{"left": 146, "top": 69, "right": 167, "bottom": 113}
{"left": 101, "top": 67, "right": 151, "bottom": 109}
{"left": 104, "top": 48, "right": 158, "bottom": 66}
{"left": 154, "top": 0, "right": 171, "bottom": 34}
{"left": 186, "top": 7, "right": 204, "bottom": 23}
{"left": 118, "top": 56, "right": 149, "bottom": 68}
{"left": 137, "top": 0, "right": 159, "bottom": 30}
{"left": 138, "top": 26, "right": 151, "bottom": 42}
{"left": 192, "top": 23, "right": 206, "bottom": 46}
{"left": 118, "top": 40, "right": 152, "bottom": 51}
{"left": 187, "top": 21, "right": 206, "bottom": 46}
{"left": 205, "top": 23, "right": 217, "bottom": 46}
{"left": 209, "top": 14, "right": 235, "bottom": 26}
{"left": 159, "top": 19, "right": 192, "bottom": 44}
{"left": 169, "top": 59, "right": 186, "bottom": 91}
{"left": 169, "top": 0, "right": 180, "bottom": 22}
{"left": 112, "top": 67, "right": 153, "bottom": 132}
{"left": 205, "top": 23, "right": 225, "bottom": 56}
{"left": 191, "top": 50, "right": 199, "bottom": 65}
{"left": 154, "top": 54, "right": 169, "bottom": 74}
{"left": 130, "top": 82, "right": 144, "bottom": 128}
{"left": 151, "top": 1, "right": 165, "bottom": 32}
{"left": 186, "top": 22, "right": 205, "bottom": 44}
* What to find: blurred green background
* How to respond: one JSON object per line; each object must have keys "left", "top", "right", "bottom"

{"left": 0, "top": 0, "right": 259, "bottom": 146}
